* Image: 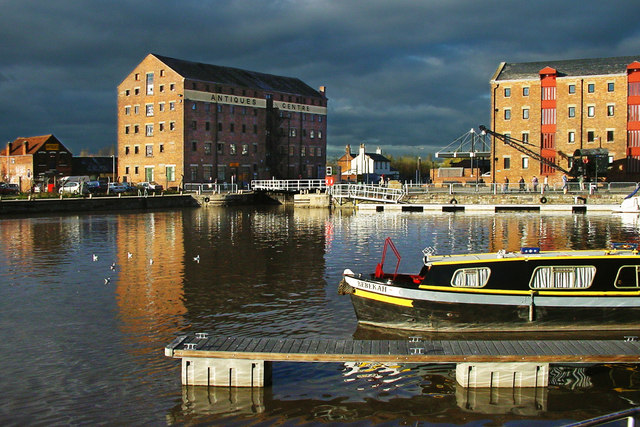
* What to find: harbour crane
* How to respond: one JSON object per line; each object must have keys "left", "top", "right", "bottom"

{"left": 478, "top": 125, "right": 609, "bottom": 180}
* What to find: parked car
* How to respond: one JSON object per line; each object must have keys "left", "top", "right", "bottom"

{"left": 122, "top": 182, "right": 136, "bottom": 193}
{"left": 138, "top": 181, "right": 163, "bottom": 193}
{"left": 87, "top": 181, "right": 107, "bottom": 194}
{"left": 107, "top": 183, "right": 127, "bottom": 193}
{"left": 59, "top": 181, "right": 89, "bottom": 195}
{"left": 0, "top": 183, "right": 19, "bottom": 195}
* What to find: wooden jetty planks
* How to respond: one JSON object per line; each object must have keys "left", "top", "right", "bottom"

{"left": 168, "top": 335, "right": 640, "bottom": 363}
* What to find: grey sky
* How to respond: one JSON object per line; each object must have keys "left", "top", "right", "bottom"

{"left": 1, "top": 0, "right": 639, "bottom": 158}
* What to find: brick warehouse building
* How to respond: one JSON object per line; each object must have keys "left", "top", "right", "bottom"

{"left": 489, "top": 55, "right": 640, "bottom": 185}
{"left": 117, "top": 54, "right": 328, "bottom": 188}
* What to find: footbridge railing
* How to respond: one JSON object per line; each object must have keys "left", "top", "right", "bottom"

{"left": 330, "top": 183, "right": 405, "bottom": 204}
{"left": 251, "top": 179, "right": 326, "bottom": 192}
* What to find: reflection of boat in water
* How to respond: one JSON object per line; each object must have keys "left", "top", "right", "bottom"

{"left": 339, "top": 238, "right": 640, "bottom": 332}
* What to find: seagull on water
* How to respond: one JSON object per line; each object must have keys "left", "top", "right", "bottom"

{"left": 127, "top": 252, "right": 133, "bottom": 259}
{"left": 104, "top": 277, "right": 111, "bottom": 285}
{"left": 149, "top": 258, "right": 154, "bottom": 265}
{"left": 110, "top": 262, "right": 116, "bottom": 271}
{"left": 92, "top": 254, "right": 98, "bottom": 262}
{"left": 193, "top": 255, "right": 200, "bottom": 263}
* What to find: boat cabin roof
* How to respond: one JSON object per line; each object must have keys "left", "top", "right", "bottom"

{"left": 424, "top": 248, "right": 640, "bottom": 266}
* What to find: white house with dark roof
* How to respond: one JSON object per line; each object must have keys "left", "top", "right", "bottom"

{"left": 342, "top": 144, "right": 397, "bottom": 181}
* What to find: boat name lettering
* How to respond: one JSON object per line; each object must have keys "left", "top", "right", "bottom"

{"left": 356, "top": 280, "right": 387, "bottom": 293}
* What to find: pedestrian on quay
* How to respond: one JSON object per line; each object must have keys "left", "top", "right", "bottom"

{"left": 543, "top": 175, "right": 549, "bottom": 193}
{"left": 562, "top": 174, "right": 568, "bottom": 194}
{"left": 519, "top": 176, "right": 525, "bottom": 192}
{"left": 503, "top": 177, "right": 509, "bottom": 193}
{"left": 532, "top": 176, "right": 539, "bottom": 193}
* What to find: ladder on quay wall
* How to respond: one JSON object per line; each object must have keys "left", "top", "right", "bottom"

{"left": 330, "top": 183, "right": 405, "bottom": 204}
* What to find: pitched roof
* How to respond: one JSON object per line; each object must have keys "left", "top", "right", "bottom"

{"left": 494, "top": 55, "right": 640, "bottom": 81}
{"left": 153, "top": 54, "right": 324, "bottom": 98}
{"left": 364, "top": 152, "right": 390, "bottom": 162}
{"left": 0, "top": 135, "right": 63, "bottom": 156}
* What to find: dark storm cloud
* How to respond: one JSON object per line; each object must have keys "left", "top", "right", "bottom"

{"left": 1, "top": 0, "right": 639, "bottom": 157}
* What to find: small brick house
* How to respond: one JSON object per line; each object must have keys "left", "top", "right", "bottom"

{"left": 0, "top": 135, "right": 73, "bottom": 192}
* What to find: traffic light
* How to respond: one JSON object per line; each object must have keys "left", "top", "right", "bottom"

{"left": 325, "top": 166, "right": 332, "bottom": 176}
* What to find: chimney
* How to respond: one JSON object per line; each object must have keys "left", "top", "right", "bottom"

{"left": 6, "top": 141, "right": 11, "bottom": 155}
{"left": 345, "top": 144, "right": 351, "bottom": 156}
{"left": 376, "top": 147, "right": 382, "bottom": 154}
{"left": 23, "top": 140, "right": 28, "bottom": 155}
{"left": 319, "top": 86, "right": 326, "bottom": 95}
{"left": 359, "top": 143, "right": 366, "bottom": 157}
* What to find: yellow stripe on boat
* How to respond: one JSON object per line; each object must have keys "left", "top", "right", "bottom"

{"left": 431, "top": 255, "right": 640, "bottom": 266}
{"left": 418, "top": 284, "right": 640, "bottom": 297}
{"left": 354, "top": 289, "right": 414, "bottom": 307}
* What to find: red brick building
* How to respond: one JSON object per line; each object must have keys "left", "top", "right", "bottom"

{"left": 117, "top": 54, "right": 328, "bottom": 188}
{"left": 0, "top": 135, "right": 73, "bottom": 191}
{"left": 490, "top": 55, "right": 640, "bottom": 184}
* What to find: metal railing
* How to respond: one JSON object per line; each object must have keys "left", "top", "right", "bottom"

{"left": 251, "top": 179, "right": 326, "bottom": 192}
{"left": 330, "top": 183, "right": 405, "bottom": 204}
{"left": 403, "top": 182, "right": 639, "bottom": 196}
{"left": 183, "top": 183, "right": 239, "bottom": 194}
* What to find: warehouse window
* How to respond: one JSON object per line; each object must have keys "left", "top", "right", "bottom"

{"left": 146, "top": 73, "right": 154, "bottom": 95}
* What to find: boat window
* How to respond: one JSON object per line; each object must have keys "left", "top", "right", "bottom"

{"left": 451, "top": 267, "right": 490, "bottom": 288}
{"left": 530, "top": 266, "right": 595, "bottom": 289}
{"left": 614, "top": 266, "right": 640, "bottom": 288}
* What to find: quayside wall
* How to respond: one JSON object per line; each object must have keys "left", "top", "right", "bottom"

{"left": 0, "top": 194, "right": 200, "bottom": 215}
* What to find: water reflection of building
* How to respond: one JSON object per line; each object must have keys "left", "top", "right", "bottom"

{"left": 115, "top": 211, "right": 186, "bottom": 343}
{"left": 485, "top": 213, "right": 633, "bottom": 252}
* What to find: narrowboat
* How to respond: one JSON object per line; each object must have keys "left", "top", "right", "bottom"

{"left": 339, "top": 238, "right": 640, "bottom": 332}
